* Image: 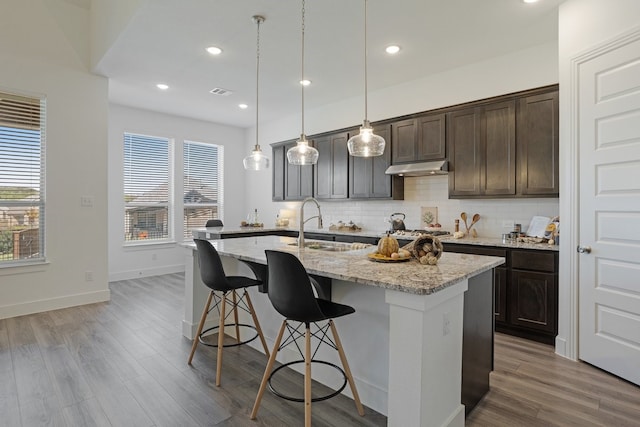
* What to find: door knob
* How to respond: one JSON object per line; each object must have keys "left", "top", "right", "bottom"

{"left": 577, "top": 245, "right": 592, "bottom": 254}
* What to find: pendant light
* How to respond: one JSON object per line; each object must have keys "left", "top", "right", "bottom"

{"left": 286, "top": 0, "right": 319, "bottom": 165}
{"left": 243, "top": 15, "right": 269, "bottom": 171}
{"left": 347, "top": 0, "right": 385, "bottom": 157}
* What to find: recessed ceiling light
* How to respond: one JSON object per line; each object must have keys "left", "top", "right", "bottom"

{"left": 156, "top": 83, "right": 169, "bottom": 90}
{"left": 522, "top": 0, "right": 539, "bottom": 3}
{"left": 239, "top": 104, "right": 248, "bottom": 109}
{"left": 206, "top": 46, "right": 223, "bottom": 55}
{"left": 385, "top": 45, "right": 401, "bottom": 54}
{"left": 300, "top": 79, "right": 311, "bottom": 86}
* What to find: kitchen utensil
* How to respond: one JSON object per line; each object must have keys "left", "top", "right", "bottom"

{"left": 389, "top": 213, "right": 406, "bottom": 231}
{"left": 460, "top": 212, "right": 469, "bottom": 234}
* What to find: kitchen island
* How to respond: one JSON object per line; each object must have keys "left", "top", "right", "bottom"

{"left": 182, "top": 235, "right": 504, "bottom": 427}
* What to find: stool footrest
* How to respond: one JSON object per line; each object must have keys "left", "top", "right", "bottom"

{"left": 199, "top": 323, "right": 259, "bottom": 348}
{"left": 267, "top": 359, "right": 348, "bottom": 403}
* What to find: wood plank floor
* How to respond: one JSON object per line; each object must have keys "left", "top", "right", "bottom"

{"left": 0, "top": 273, "right": 638, "bottom": 426}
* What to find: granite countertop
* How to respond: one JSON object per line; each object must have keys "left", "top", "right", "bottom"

{"left": 184, "top": 235, "right": 505, "bottom": 296}
{"left": 193, "top": 226, "right": 559, "bottom": 252}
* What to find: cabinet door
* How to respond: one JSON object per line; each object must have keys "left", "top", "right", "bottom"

{"left": 391, "top": 118, "right": 417, "bottom": 164}
{"left": 272, "top": 144, "right": 285, "bottom": 201}
{"left": 314, "top": 135, "right": 332, "bottom": 199}
{"left": 284, "top": 141, "right": 314, "bottom": 200}
{"left": 509, "top": 269, "right": 557, "bottom": 334}
{"left": 482, "top": 101, "right": 516, "bottom": 196}
{"left": 331, "top": 133, "right": 349, "bottom": 198}
{"left": 448, "top": 107, "right": 482, "bottom": 197}
{"left": 314, "top": 132, "right": 348, "bottom": 199}
{"left": 494, "top": 267, "right": 508, "bottom": 324}
{"left": 517, "top": 90, "right": 559, "bottom": 196}
{"left": 417, "top": 113, "right": 446, "bottom": 161}
{"left": 349, "top": 125, "right": 395, "bottom": 199}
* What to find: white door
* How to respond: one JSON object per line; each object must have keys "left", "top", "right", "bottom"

{"left": 578, "top": 34, "right": 640, "bottom": 386}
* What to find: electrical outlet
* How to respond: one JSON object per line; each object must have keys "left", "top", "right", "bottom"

{"left": 80, "top": 196, "right": 94, "bottom": 207}
{"left": 502, "top": 220, "right": 514, "bottom": 229}
{"left": 85, "top": 271, "right": 93, "bottom": 281}
{"left": 443, "top": 312, "right": 451, "bottom": 336}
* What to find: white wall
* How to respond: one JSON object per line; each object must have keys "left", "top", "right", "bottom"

{"left": 0, "top": 0, "right": 109, "bottom": 319}
{"left": 108, "top": 104, "right": 247, "bottom": 280}
{"left": 557, "top": 0, "right": 640, "bottom": 358}
{"left": 245, "top": 41, "right": 560, "bottom": 238}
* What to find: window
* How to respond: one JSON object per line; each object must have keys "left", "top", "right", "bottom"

{"left": 0, "top": 90, "right": 46, "bottom": 266}
{"left": 183, "top": 141, "right": 223, "bottom": 240}
{"left": 123, "top": 133, "right": 172, "bottom": 243}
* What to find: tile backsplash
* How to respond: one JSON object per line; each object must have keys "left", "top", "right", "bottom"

{"left": 284, "top": 175, "right": 559, "bottom": 238}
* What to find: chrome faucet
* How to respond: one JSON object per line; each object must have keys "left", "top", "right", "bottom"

{"left": 298, "top": 197, "right": 323, "bottom": 248}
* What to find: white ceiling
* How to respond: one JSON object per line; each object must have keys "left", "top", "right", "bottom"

{"left": 97, "top": 0, "right": 561, "bottom": 129}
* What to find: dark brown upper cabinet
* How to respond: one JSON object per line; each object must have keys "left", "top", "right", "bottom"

{"left": 349, "top": 125, "right": 404, "bottom": 200}
{"left": 314, "top": 131, "right": 349, "bottom": 199}
{"left": 448, "top": 85, "right": 558, "bottom": 199}
{"left": 447, "top": 107, "right": 483, "bottom": 197}
{"left": 448, "top": 101, "right": 516, "bottom": 198}
{"left": 272, "top": 140, "right": 313, "bottom": 201}
{"left": 517, "top": 90, "right": 559, "bottom": 197}
{"left": 391, "top": 113, "right": 446, "bottom": 164}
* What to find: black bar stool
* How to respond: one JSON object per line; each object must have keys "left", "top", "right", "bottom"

{"left": 250, "top": 250, "right": 364, "bottom": 426}
{"left": 188, "top": 239, "right": 269, "bottom": 386}
{"left": 205, "top": 219, "right": 223, "bottom": 227}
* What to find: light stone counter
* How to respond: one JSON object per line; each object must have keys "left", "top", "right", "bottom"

{"left": 192, "top": 226, "right": 559, "bottom": 251}
{"left": 184, "top": 235, "right": 504, "bottom": 295}
{"left": 182, "top": 235, "right": 504, "bottom": 427}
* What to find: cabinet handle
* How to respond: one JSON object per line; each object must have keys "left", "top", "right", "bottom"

{"left": 577, "top": 245, "right": 592, "bottom": 254}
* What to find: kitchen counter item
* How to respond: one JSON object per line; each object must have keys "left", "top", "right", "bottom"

{"left": 367, "top": 253, "right": 411, "bottom": 263}
{"left": 389, "top": 213, "right": 406, "bottom": 231}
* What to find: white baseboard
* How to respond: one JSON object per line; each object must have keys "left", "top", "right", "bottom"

{"left": 181, "top": 317, "right": 219, "bottom": 340}
{"left": 0, "top": 289, "right": 111, "bottom": 320}
{"left": 109, "top": 264, "right": 185, "bottom": 282}
{"left": 442, "top": 404, "right": 465, "bottom": 427}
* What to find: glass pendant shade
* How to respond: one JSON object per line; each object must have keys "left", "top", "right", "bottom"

{"left": 243, "top": 144, "right": 269, "bottom": 170}
{"left": 347, "top": 119, "right": 385, "bottom": 157}
{"left": 287, "top": 134, "right": 319, "bottom": 165}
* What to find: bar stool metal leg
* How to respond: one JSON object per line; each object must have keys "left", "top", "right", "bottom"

{"left": 250, "top": 320, "right": 287, "bottom": 420}
{"left": 188, "top": 291, "right": 213, "bottom": 365}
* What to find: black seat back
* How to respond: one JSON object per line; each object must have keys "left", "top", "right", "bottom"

{"left": 205, "top": 219, "right": 224, "bottom": 227}
{"left": 194, "top": 239, "right": 232, "bottom": 292}
{"left": 265, "top": 250, "right": 326, "bottom": 323}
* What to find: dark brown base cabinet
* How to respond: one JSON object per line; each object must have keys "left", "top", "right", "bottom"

{"left": 444, "top": 243, "right": 558, "bottom": 345}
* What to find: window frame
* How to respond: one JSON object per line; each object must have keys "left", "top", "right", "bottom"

{"left": 0, "top": 89, "right": 46, "bottom": 268}
{"left": 182, "top": 140, "right": 223, "bottom": 241}
{"left": 123, "top": 132, "right": 174, "bottom": 246}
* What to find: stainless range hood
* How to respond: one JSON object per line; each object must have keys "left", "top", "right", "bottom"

{"left": 385, "top": 160, "right": 448, "bottom": 176}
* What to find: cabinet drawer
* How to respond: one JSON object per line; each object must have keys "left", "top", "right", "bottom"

{"left": 512, "top": 250, "right": 556, "bottom": 273}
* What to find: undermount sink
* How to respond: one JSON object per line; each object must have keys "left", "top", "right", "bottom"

{"left": 287, "top": 241, "right": 370, "bottom": 252}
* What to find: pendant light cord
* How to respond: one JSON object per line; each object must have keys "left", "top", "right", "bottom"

{"left": 364, "top": 0, "right": 368, "bottom": 122}
{"left": 255, "top": 16, "right": 261, "bottom": 149}
{"left": 301, "top": 0, "right": 306, "bottom": 137}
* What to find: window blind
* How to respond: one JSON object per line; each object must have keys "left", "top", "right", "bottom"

{"left": 123, "top": 133, "right": 171, "bottom": 242}
{"left": 183, "top": 140, "right": 223, "bottom": 240}
{"left": 0, "top": 90, "right": 45, "bottom": 265}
